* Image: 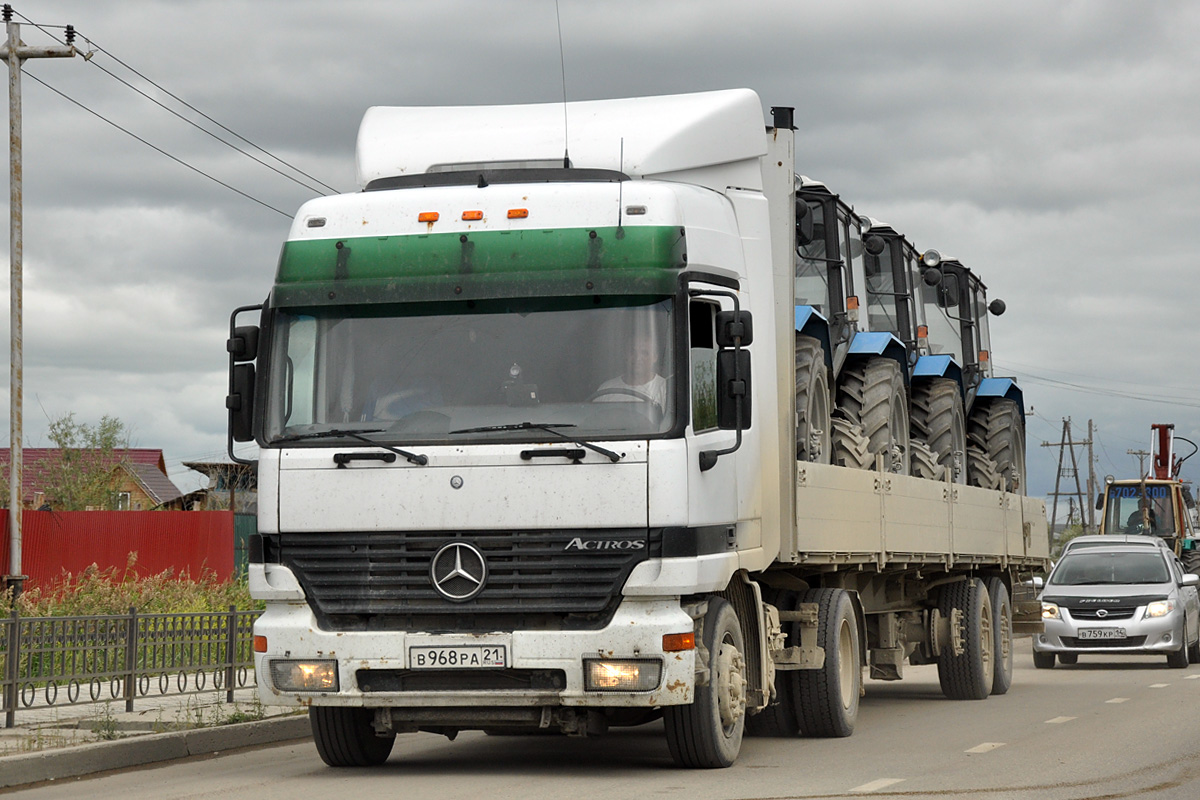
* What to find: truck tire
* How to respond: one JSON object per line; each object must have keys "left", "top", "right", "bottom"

{"left": 937, "top": 578, "right": 994, "bottom": 700}
{"left": 795, "top": 335, "right": 832, "bottom": 463}
{"left": 831, "top": 417, "right": 872, "bottom": 470}
{"left": 968, "top": 399, "right": 1026, "bottom": 494}
{"left": 909, "top": 439, "right": 946, "bottom": 481}
{"left": 745, "top": 589, "right": 800, "bottom": 738}
{"left": 310, "top": 707, "right": 395, "bottom": 767}
{"left": 966, "top": 445, "right": 1004, "bottom": 491}
{"left": 1032, "top": 650, "right": 1055, "bottom": 669}
{"left": 837, "top": 357, "right": 910, "bottom": 474}
{"left": 664, "top": 598, "right": 746, "bottom": 768}
{"left": 794, "top": 588, "right": 860, "bottom": 738}
{"left": 910, "top": 378, "right": 966, "bottom": 483}
{"left": 985, "top": 577, "right": 1014, "bottom": 695}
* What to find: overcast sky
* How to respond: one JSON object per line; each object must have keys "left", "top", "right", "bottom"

{"left": 2, "top": 0, "right": 1198, "bottom": 518}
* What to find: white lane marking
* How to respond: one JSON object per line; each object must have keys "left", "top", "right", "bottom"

{"left": 1150, "top": 683, "right": 1170, "bottom": 688}
{"left": 1106, "top": 697, "right": 1129, "bottom": 703}
{"left": 851, "top": 778, "right": 906, "bottom": 793}
{"left": 1185, "top": 674, "right": 1200, "bottom": 680}
{"left": 1045, "top": 716, "right": 1076, "bottom": 724}
{"left": 965, "top": 742, "right": 1006, "bottom": 754}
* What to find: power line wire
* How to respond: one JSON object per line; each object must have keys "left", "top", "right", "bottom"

{"left": 23, "top": 70, "right": 293, "bottom": 219}
{"left": 14, "top": 10, "right": 339, "bottom": 196}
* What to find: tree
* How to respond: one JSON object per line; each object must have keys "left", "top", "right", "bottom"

{"left": 37, "top": 414, "right": 132, "bottom": 511}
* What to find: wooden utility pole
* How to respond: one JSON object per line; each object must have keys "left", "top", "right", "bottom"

{"left": 1, "top": 5, "right": 75, "bottom": 598}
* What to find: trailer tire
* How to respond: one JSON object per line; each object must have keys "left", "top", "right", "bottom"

{"left": 937, "top": 578, "right": 994, "bottom": 700}
{"left": 985, "top": 577, "right": 1014, "bottom": 695}
{"left": 745, "top": 590, "right": 800, "bottom": 738}
{"left": 664, "top": 598, "right": 746, "bottom": 768}
{"left": 838, "top": 357, "right": 910, "bottom": 474}
{"left": 795, "top": 335, "right": 832, "bottom": 463}
{"left": 911, "top": 378, "right": 966, "bottom": 483}
{"left": 310, "top": 707, "right": 395, "bottom": 767}
{"left": 795, "top": 588, "right": 860, "bottom": 738}
{"left": 1032, "top": 650, "right": 1055, "bottom": 669}
{"left": 969, "top": 399, "right": 1026, "bottom": 494}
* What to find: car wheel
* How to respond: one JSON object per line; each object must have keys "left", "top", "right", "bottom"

{"left": 1032, "top": 650, "right": 1055, "bottom": 669}
{"left": 1167, "top": 625, "right": 1189, "bottom": 669}
{"left": 1188, "top": 616, "right": 1200, "bottom": 664}
{"left": 1057, "top": 653, "right": 1078, "bottom": 665}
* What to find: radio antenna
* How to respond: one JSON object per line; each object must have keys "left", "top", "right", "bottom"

{"left": 555, "top": 0, "right": 570, "bottom": 168}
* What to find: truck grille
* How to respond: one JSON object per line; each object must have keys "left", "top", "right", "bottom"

{"left": 276, "top": 528, "right": 660, "bottom": 632}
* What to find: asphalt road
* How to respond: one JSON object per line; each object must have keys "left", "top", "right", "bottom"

{"left": 11, "top": 639, "right": 1200, "bottom": 800}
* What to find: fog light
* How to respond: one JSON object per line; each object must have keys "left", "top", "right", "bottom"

{"left": 584, "top": 659, "right": 662, "bottom": 692}
{"left": 269, "top": 659, "right": 339, "bottom": 692}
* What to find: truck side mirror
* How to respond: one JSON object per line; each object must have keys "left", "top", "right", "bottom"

{"left": 1096, "top": 492, "right": 1105, "bottom": 510}
{"left": 795, "top": 200, "right": 814, "bottom": 246}
{"left": 715, "top": 310, "right": 753, "bottom": 347}
{"left": 716, "top": 350, "right": 752, "bottom": 431}
{"left": 228, "top": 364, "right": 256, "bottom": 442}
{"left": 228, "top": 325, "right": 259, "bottom": 362}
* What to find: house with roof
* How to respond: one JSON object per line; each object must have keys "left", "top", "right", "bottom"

{"left": 0, "top": 448, "right": 185, "bottom": 510}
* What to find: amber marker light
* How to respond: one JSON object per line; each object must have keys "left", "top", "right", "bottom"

{"left": 662, "top": 632, "right": 695, "bottom": 652}
{"left": 917, "top": 325, "right": 929, "bottom": 338}
{"left": 418, "top": 212, "right": 440, "bottom": 223}
{"left": 979, "top": 350, "right": 990, "bottom": 363}
{"left": 462, "top": 210, "right": 483, "bottom": 221}
{"left": 846, "top": 296, "right": 860, "bottom": 310}
{"left": 254, "top": 635, "right": 268, "bottom": 653}
{"left": 507, "top": 208, "right": 529, "bottom": 219}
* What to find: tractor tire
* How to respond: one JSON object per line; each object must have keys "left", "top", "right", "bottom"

{"left": 310, "top": 707, "right": 395, "bottom": 767}
{"left": 795, "top": 335, "right": 832, "bottom": 463}
{"left": 985, "top": 577, "right": 1014, "bottom": 696}
{"left": 910, "top": 378, "right": 967, "bottom": 484}
{"left": 967, "top": 445, "right": 1004, "bottom": 491}
{"left": 837, "top": 357, "right": 910, "bottom": 474}
{"left": 745, "top": 589, "right": 800, "bottom": 738}
{"left": 1182, "top": 548, "right": 1200, "bottom": 577}
{"left": 794, "top": 588, "right": 861, "bottom": 738}
{"left": 909, "top": 439, "right": 946, "bottom": 481}
{"left": 664, "top": 598, "right": 747, "bottom": 768}
{"left": 831, "top": 417, "right": 872, "bottom": 470}
{"left": 968, "top": 399, "right": 1026, "bottom": 494}
{"left": 937, "top": 578, "right": 994, "bottom": 700}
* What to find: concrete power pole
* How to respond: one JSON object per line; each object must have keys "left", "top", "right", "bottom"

{"left": 1, "top": 5, "right": 75, "bottom": 598}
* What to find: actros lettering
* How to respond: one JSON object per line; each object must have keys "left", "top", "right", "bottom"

{"left": 564, "top": 537, "right": 646, "bottom": 551}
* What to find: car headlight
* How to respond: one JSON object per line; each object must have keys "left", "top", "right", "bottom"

{"left": 1144, "top": 600, "right": 1176, "bottom": 619}
{"left": 1042, "top": 602, "right": 1060, "bottom": 620}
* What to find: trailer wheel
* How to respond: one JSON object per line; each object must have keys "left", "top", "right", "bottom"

{"left": 969, "top": 399, "right": 1026, "bottom": 494}
{"left": 937, "top": 578, "right": 993, "bottom": 700}
{"left": 795, "top": 588, "right": 860, "bottom": 738}
{"left": 745, "top": 589, "right": 800, "bottom": 738}
{"left": 911, "top": 378, "right": 966, "bottom": 483}
{"left": 1032, "top": 650, "right": 1055, "bottom": 669}
{"left": 838, "top": 357, "right": 910, "bottom": 474}
{"left": 664, "top": 598, "right": 746, "bottom": 768}
{"left": 985, "top": 577, "right": 1014, "bottom": 695}
{"left": 795, "top": 335, "right": 832, "bottom": 463}
{"left": 310, "top": 707, "right": 395, "bottom": 767}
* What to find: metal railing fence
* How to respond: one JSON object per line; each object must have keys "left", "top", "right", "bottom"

{"left": 1, "top": 606, "right": 260, "bottom": 727}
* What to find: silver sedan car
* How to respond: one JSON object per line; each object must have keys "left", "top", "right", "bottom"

{"left": 1034, "top": 545, "right": 1200, "bottom": 668}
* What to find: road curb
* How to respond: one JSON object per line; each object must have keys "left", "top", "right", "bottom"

{"left": 0, "top": 715, "right": 312, "bottom": 790}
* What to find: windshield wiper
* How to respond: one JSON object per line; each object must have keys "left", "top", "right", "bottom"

{"left": 449, "top": 421, "right": 622, "bottom": 463}
{"left": 273, "top": 428, "right": 428, "bottom": 466}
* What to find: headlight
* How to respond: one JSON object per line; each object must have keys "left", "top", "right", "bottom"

{"left": 584, "top": 659, "right": 662, "bottom": 692}
{"left": 1144, "top": 600, "right": 1176, "bottom": 619}
{"left": 1042, "top": 602, "right": 1060, "bottom": 620}
{"left": 269, "top": 659, "right": 339, "bottom": 692}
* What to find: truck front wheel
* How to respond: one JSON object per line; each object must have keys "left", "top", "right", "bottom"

{"left": 664, "top": 598, "right": 747, "bottom": 768}
{"left": 795, "top": 588, "right": 861, "bottom": 737}
{"left": 310, "top": 707, "right": 396, "bottom": 767}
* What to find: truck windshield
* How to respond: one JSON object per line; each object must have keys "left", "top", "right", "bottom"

{"left": 264, "top": 296, "right": 677, "bottom": 444}
{"left": 1049, "top": 551, "right": 1170, "bottom": 586}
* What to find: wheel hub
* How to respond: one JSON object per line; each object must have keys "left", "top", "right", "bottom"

{"left": 715, "top": 642, "right": 746, "bottom": 729}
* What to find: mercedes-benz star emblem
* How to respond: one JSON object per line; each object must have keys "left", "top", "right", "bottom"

{"left": 429, "top": 542, "right": 487, "bottom": 602}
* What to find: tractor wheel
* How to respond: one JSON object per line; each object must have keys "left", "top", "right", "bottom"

{"left": 967, "top": 445, "right": 1004, "bottom": 491}
{"left": 795, "top": 335, "right": 832, "bottom": 463}
{"left": 837, "top": 357, "right": 910, "bottom": 474}
{"left": 1182, "top": 548, "right": 1200, "bottom": 577}
{"left": 831, "top": 417, "right": 872, "bottom": 470}
{"left": 911, "top": 378, "right": 967, "bottom": 484}
{"left": 937, "top": 578, "right": 994, "bottom": 700}
{"left": 664, "top": 598, "right": 747, "bottom": 768}
{"left": 968, "top": 399, "right": 1026, "bottom": 494}
{"left": 310, "top": 707, "right": 395, "bottom": 767}
{"left": 909, "top": 439, "right": 946, "bottom": 481}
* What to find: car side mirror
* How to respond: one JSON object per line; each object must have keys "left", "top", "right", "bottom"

{"left": 1182, "top": 573, "right": 1200, "bottom": 587}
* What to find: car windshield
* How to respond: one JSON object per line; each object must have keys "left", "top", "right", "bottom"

{"left": 1049, "top": 551, "right": 1171, "bottom": 586}
{"left": 264, "top": 295, "right": 677, "bottom": 444}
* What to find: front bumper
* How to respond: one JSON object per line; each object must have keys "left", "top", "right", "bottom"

{"left": 1033, "top": 610, "right": 1185, "bottom": 656}
{"left": 252, "top": 593, "right": 696, "bottom": 711}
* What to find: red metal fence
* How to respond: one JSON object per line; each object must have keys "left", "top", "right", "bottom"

{"left": 0, "top": 510, "right": 234, "bottom": 588}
